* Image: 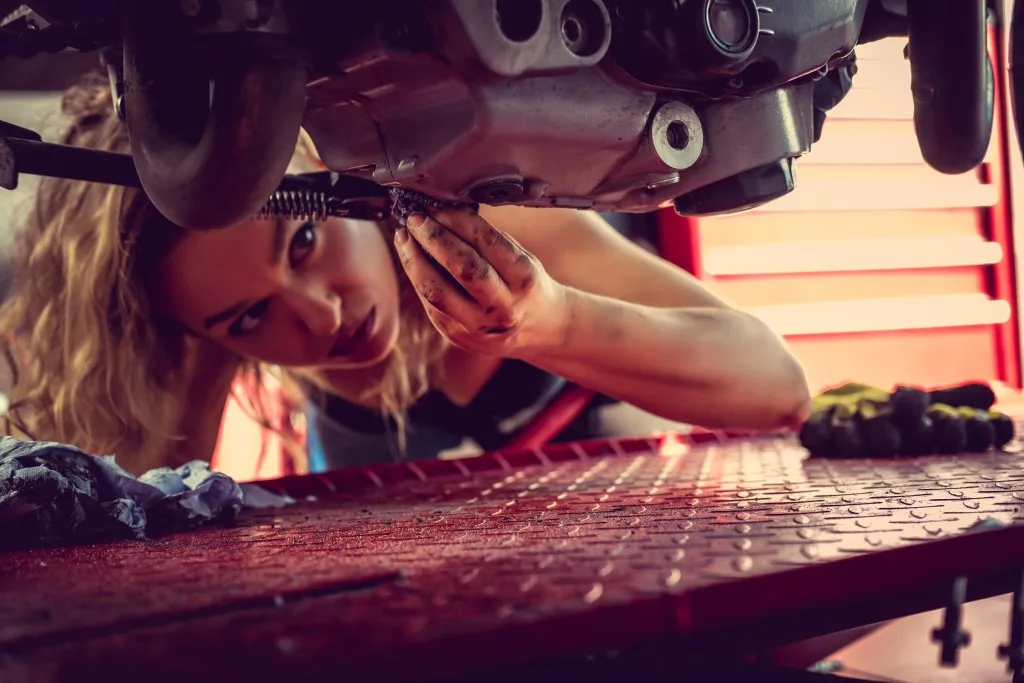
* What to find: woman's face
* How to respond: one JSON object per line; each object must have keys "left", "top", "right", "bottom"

{"left": 155, "top": 216, "right": 401, "bottom": 370}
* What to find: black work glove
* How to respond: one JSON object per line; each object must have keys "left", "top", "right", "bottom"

{"left": 798, "top": 382, "right": 1014, "bottom": 459}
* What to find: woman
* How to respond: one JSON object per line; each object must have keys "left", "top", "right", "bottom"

{"left": 0, "top": 73, "right": 811, "bottom": 476}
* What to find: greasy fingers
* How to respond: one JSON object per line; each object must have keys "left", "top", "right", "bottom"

{"left": 405, "top": 213, "right": 514, "bottom": 310}
{"left": 394, "top": 227, "right": 478, "bottom": 323}
{"left": 395, "top": 209, "right": 569, "bottom": 355}
{"left": 431, "top": 208, "right": 539, "bottom": 293}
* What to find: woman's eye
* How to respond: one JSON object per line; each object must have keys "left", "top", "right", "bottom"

{"left": 229, "top": 299, "right": 270, "bottom": 336}
{"left": 289, "top": 221, "right": 316, "bottom": 265}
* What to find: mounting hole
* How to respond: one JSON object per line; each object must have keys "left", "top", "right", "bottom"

{"left": 496, "top": 0, "right": 543, "bottom": 43}
{"left": 667, "top": 122, "right": 690, "bottom": 150}
{"left": 470, "top": 178, "right": 526, "bottom": 204}
{"left": 651, "top": 101, "right": 703, "bottom": 171}
{"left": 560, "top": 0, "right": 606, "bottom": 57}
{"left": 563, "top": 16, "right": 582, "bottom": 44}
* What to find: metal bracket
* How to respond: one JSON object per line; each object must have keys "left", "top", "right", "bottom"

{"left": 931, "top": 576, "right": 971, "bottom": 666}
{"left": 998, "top": 566, "right": 1024, "bottom": 683}
{"left": 0, "top": 119, "right": 42, "bottom": 190}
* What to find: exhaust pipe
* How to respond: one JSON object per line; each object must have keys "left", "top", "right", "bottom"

{"left": 121, "top": 0, "right": 308, "bottom": 230}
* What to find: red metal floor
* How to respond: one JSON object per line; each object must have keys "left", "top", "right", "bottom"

{"left": 3, "top": 432, "right": 1024, "bottom": 683}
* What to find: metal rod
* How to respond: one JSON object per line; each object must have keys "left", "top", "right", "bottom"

{"left": 7, "top": 137, "right": 142, "bottom": 189}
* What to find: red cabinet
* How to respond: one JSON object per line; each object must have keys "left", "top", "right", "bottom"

{"left": 658, "top": 34, "right": 1020, "bottom": 394}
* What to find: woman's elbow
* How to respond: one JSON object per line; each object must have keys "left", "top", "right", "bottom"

{"left": 770, "top": 355, "right": 813, "bottom": 429}
{"left": 733, "top": 315, "right": 813, "bottom": 429}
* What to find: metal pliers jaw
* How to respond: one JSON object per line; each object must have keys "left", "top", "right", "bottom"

{"left": 259, "top": 172, "right": 392, "bottom": 223}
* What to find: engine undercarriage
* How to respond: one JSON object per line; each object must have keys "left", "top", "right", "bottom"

{"left": 0, "top": 1, "right": 998, "bottom": 232}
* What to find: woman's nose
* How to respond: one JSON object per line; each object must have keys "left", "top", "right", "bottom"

{"left": 286, "top": 286, "right": 342, "bottom": 337}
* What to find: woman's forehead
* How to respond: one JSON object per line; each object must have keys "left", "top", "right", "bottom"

{"left": 153, "top": 219, "right": 277, "bottom": 321}
{"left": 164, "top": 218, "right": 276, "bottom": 282}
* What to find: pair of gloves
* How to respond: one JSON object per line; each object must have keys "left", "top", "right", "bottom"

{"left": 798, "top": 382, "right": 1015, "bottom": 459}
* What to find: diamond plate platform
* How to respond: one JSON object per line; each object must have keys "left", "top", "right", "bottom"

{"left": 3, "top": 432, "right": 1024, "bottom": 683}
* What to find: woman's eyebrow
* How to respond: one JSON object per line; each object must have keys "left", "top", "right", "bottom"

{"left": 202, "top": 218, "right": 288, "bottom": 331}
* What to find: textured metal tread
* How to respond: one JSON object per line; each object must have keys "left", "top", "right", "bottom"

{"left": 3, "top": 432, "right": 1024, "bottom": 683}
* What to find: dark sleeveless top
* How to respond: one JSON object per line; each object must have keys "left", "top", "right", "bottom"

{"left": 307, "top": 360, "right": 592, "bottom": 471}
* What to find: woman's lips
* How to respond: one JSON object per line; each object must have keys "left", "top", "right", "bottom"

{"left": 329, "top": 306, "right": 378, "bottom": 359}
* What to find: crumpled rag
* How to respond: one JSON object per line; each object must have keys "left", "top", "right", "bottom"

{"left": 0, "top": 436, "right": 292, "bottom": 551}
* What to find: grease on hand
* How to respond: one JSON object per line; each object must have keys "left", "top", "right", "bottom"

{"left": 388, "top": 187, "right": 478, "bottom": 227}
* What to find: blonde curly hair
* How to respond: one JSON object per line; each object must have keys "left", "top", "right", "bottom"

{"left": 0, "top": 72, "right": 446, "bottom": 474}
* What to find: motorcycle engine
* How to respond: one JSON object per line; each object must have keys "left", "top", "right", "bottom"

{"left": 0, "top": 0, "right": 994, "bottom": 232}
{"left": 305, "top": 0, "right": 864, "bottom": 216}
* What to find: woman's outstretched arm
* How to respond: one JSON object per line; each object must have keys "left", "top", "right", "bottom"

{"left": 394, "top": 205, "right": 811, "bottom": 431}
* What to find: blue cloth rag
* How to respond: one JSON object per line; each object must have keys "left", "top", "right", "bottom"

{"left": 0, "top": 436, "right": 291, "bottom": 551}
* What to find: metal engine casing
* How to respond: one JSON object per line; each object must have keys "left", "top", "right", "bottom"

{"left": 301, "top": 0, "right": 868, "bottom": 214}
{"left": 15, "top": 0, "right": 974, "bottom": 232}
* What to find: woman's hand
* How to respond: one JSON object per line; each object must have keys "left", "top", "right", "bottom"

{"left": 394, "top": 208, "right": 570, "bottom": 357}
